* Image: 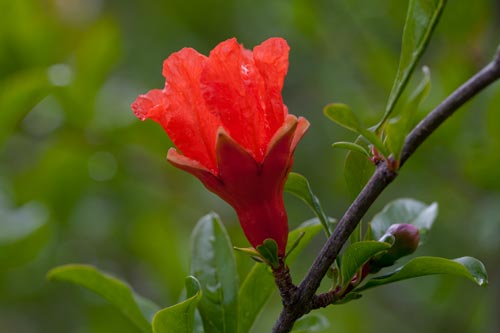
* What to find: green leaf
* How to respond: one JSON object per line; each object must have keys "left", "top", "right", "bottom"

{"left": 332, "top": 141, "right": 370, "bottom": 157}
{"left": 358, "top": 128, "right": 389, "bottom": 156}
{"left": 386, "top": 67, "right": 431, "bottom": 160}
{"left": 47, "top": 264, "right": 159, "bottom": 332}
{"left": 256, "top": 239, "right": 280, "bottom": 268}
{"left": 238, "top": 219, "right": 323, "bottom": 333}
{"left": 323, "top": 103, "right": 361, "bottom": 133}
{"left": 152, "top": 276, "right": 202, "bottom": 333}
{"left": 355, "top": 256, "right": 488, "bottom": 292}
{"left": 324, "top": 104, "right": 388, "bottom": 156}
{"left": 379, "top": 0, "right": 446, "bottom": 129}
{"left": 285, "top": 172, "right": 332, "bottom": 236}
{"left": 370, "top": 198, "right": 438, "bottom": 243}
{"left": 190, "top": 213, "right": 238, "bottom": 333}
{"left": 291, "top": 313, "right": 330, "bottom": 332}
{"left": 0, "top": 201, "right": 50, "bottom": 269}
{"left": 344, "top": 139, "right": 375, "bottom": 199}
{"left": 340, "top": 241, "right": 391, "bottom": 289}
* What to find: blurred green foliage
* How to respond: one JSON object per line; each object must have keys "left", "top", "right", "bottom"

{"left": 0, "top": 0, "right": 499, "bottom": 332}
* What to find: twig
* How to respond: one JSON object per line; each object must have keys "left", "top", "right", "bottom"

{"left": 272, "top": 46, "right": 500, "bottom": 333}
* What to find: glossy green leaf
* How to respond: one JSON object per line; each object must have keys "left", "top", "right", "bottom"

{"left": 344, "top": 140, "right": 375, "bottom": 199}
{"left": 332, "top": 141, "right": 370, "bottom": 157}
{"left": 370, "top": 198, "right": 438, "bottom": 243}
{"left": 47, "top": 264, "right": 159, "bottom": 332}
{"left": 0, "top": 201, "right": 50, "bottom": 269}
{"left": 340, "top": 241, "right": 391, "bottom": 289}
{"left": 238, "top": 219, "right": 323, "bottom": 333}
{"left": 386, "top": 67, "right": 431, "bottom": 160}
{"left": 152, "top": 276, "right": 202, "bottom": 333}
{"left": 285, "top": 172, "right": 331, "bottom": 236}
{"left": 355, "top": 256, "right": 488, "bottom": 292}
{"left": 291, "top": 313, "right": 330, "bottom": 332}
{"left": 190, "top": 213, "right": 238, "bottom": 333}
{"left": 379, "top": 0, "right": 446, "bottom": 128}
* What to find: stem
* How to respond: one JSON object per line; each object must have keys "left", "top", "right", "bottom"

{"left": 272, "top": 46, "right": 500, "bottom": 333}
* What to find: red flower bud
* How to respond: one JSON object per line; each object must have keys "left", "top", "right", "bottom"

{"left": 131, "top": 38, "right": 309, "bottom": 256}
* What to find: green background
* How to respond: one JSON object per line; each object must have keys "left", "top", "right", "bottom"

{"left": 1, "top": 0, "right": 499, "bottom": 332}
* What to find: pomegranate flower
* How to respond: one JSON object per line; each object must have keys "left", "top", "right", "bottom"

{"left": 131, "top": 37, "right": 309, "bottom": 256}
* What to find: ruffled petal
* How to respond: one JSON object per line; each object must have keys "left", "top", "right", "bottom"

{"left": 253, "top": 38, "right": 289, "bottom": 139}
{"left": 201, "top": 38, "right": 268, "bottom": 161}
{"left": 131, "top": 89, "right": 167, "bottom": 121}
{"left": 159, "top": 48, "right": 220, "bottom": 172}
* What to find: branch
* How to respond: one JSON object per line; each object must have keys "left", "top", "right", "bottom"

{"left": 272, "top": 46, "right": 500, "bottom": 333}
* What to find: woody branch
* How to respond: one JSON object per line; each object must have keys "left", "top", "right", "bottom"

{"left": 272, "top": 45, "right": 500, "bottom": 333}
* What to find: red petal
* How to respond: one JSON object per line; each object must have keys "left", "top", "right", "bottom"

{"left": 201, "top": 38, "right": 269, "bottom": 161}
{"left": 158, "top": 48, "right": 220, "bottom": 172}
{"left": 131, "top": 89, "right": 167, "bottom": 121}
{"left": 253, "top": 38, "right": 289, "bottom": 138}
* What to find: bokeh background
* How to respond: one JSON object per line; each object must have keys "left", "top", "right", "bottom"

{"left": 1, "top": 0, "right": 499, "bottom": 332}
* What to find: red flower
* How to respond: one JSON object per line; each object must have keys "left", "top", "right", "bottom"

{"left": 132, "top": 37, "right": 309, "bottom": 256}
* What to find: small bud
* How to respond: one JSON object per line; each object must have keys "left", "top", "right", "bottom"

{"left": 385, "top": 223, "right": 420, "bottom": 257}
{"left": 367, "top": 223, "right": 420, "bottom": 273}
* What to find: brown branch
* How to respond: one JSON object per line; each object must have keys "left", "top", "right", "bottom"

{"left": 272, "top": 46, "right": 500, "bottom": 333}
{"left": 272, "top": 259, "right": 298, "bottom": 307}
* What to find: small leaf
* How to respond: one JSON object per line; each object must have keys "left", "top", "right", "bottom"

{"left": 256, "top": 239, "right": 280, "bottom": 268}
{"left": 358, "top": 128, "right": 389, "bottom": 157}
{"left": 285, "top": 232, "right": 305, "bottom": 259}
{"left": 370, "top": 198, "right": 438, "bottom": 243}
{"left": 47, "top": 264, "right": 159, "bottom": 332}
{"left": 324, "top": 103, "right": 362, "bottom": 133}
{"left": 291, "top": 313, "right": 330, "bottom": 332}
{"left": 344, "top": 139, "right": 375, "bottom": 199}
{"left": 233, "top": 246, "right": 261, "bottom": 258}
{"left": 378, "top": 0, "right": 446, "bottom": 129}
{"left": 324, "top": 104, "right": 388, "bottom": 156}
{"left": 332, "top": 141, "right": 370, "bottom": 157}
{"left": 285, "top": 172, "right": 331, "bottom": 236}
{"left": 355, "top": 256, "right": 488, "bottom": 292}
{"left": 190, "top": 213, "right": 238, "bottom": 333}
{"left": 238, "top": 219, "right": 323, "bottom": 333}
{"left": 340, "top": 241, "right": 391, "bottom": 289}
{"left": 386, "top": 67, "right": 431, "bottom": 160}
{"left": 153, "top": 276, "right": 202, "bottom": 333}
